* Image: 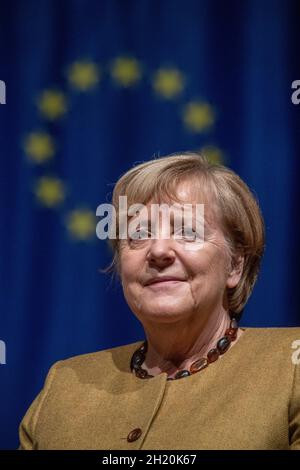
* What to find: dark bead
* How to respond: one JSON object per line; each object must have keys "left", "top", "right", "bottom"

{"left": 127, "top": 428, "right": 142, "bottom": 442}
{"left": 133, "top": 353, "right": 144, "bottom": 366}
{"left": 130, "top": 350, "right": 144, "bottom": 371}
{"left": 174, "top": 369, "right": 191, "bottom": 379}
{"left": 135, "top": 368, "right": 148, "bottom": 379}
{"left": 190, "top": 357, "right": 208, "bottom": 374}
{"left": 139, "top": 342, "right": 148, "bottom": 354}
{"left": 217, "top": 335, "right": 231, "bottom": 354}
{"left": 225, "top": 327, "right": 238, "bottom": 341}
{"left": 207, "top": 347, "right": 220, "bottom": 363}
{"left": 230, "top": 318, "right": 238, "bottom": 329}
{"left": 133, "top": 362, "right": 144, "bottom": 371}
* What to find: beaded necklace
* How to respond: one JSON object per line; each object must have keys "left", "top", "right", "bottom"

{"left": 130, "top": 318, "right": 239, "bottom": 380}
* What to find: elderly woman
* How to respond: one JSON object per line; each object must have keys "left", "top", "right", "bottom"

{"left": 19, "top": 153, "right": 300, "bottom": 450}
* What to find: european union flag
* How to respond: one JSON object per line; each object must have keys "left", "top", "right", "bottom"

{"left": 0, "top": 0, "right": 299, "bottom": 449}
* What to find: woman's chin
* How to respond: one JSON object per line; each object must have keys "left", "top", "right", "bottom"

{"left": 139, "top": 304, "right": 191, "bottom": 323}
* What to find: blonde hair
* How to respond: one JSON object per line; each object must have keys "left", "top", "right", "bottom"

{"left": 108, "top": 152, "right": 265, "bottom": 317}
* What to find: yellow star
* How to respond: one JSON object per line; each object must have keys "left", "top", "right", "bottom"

{"left": 183, "top": 101, "right": 215, "bottom": 133}
{"left": 24, "top": 132, "right": 55, "bottom": 163}
{"left": 152, "top": 68, "right": 184, "bottom": 99}
{"left": 35, "top": 177, "right": 65, "bottom": 207}
{"left": 110, "top": 57, "right": 142, "bottom": 87}
{"left": 37, "top": 90, "right": 67, "bottom": 120}
{"left": 66, "top": 209, "right": 96, "bottom": 240}
{"left": 67, "top": 61, "right": 100, "bottom": 91}
{"left": 201, "top": 145, "right": 224, "bottom": 165}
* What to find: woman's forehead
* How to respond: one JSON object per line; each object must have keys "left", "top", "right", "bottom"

{"left": 122, "top": 178, "right": 221, "bottom": 229}
{"left": 148, "top": 179, "right": 213, "bottom": 203}
{"left": 146, "top": 181, "right": 219, "bottom": 223}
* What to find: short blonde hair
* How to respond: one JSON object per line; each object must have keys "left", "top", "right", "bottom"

{"left": 109, "top": 152, "right": 265, "bottom": 317}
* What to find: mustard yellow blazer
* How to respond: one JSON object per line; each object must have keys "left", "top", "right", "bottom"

{"left": 19, "top": 328, "right": 300, "bottom": 450}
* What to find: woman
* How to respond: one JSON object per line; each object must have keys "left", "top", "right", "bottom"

{"left": 19, "top": 153, "right": 300, "bottom": 450}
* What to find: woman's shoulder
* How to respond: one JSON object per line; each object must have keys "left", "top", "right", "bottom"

{"left": 244, "top": 326, "right": 300, "bottom": 341}
{"left": 50, "top": 340, "right": 143, "bottom": 378}
{"left": 240, "top": 326, "right": 300, "bottom": 365}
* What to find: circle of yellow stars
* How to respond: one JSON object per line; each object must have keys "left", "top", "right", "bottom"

{"left": 24, "top": 56, "right": 221, "bottom": 241}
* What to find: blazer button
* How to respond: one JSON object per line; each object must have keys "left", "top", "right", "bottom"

{"left": 127, "top": 428, "right": 142, "bottom": 442}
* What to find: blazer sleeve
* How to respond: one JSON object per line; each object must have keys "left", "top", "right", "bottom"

{"left": 18, "top": 361, "right": 60, "bottom": 450}
{"left": 289, "top": 362, "right": 300, "bottom": 450}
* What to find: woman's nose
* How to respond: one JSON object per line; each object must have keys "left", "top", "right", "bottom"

{"left": 146, "top": 238, "right": 176, "bottom": 268}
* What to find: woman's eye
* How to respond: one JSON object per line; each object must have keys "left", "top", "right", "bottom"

{"left": 129, "top": 229, "right": 151, "bottom": 241}
{"left": 174, "top": 227, "right": 197, "bottom": 240}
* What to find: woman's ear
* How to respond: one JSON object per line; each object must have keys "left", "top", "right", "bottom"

{"left": 226, "top": 254, "right": 244, "bottom": 289}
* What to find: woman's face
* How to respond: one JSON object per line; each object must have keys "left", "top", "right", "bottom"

{"left": 119, "top": 182, "right": 242, "bottom": 325}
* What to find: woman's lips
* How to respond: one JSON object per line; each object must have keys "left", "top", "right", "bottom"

{"left": 145, "top": 280, "right": 185, "bottom": 288}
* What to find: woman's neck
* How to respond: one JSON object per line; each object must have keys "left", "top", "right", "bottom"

{"left": 142, "top": 308, "right": 232, "bottom": 378}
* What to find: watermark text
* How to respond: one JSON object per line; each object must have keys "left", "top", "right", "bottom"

{"left": 0, "top": 80, "right": 6, "bottom": 104}
{"left": 291, "top": 339, "right": 300, "bottom": 365}
{"left": 96, "top": 197, "right": 205, "bottom": 251}
{"left": 0, "top": 340, "right": 6, "bottom": 365}
{"left": 291, "top": 80, "right": 300, "bottom": 105}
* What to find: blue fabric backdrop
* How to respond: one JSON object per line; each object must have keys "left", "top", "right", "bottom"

{"left": 0, "top": 0, "right": 299, "bottom": 449}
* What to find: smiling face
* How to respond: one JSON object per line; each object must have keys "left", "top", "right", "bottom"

{"left": 119, "top": 181, "right": 243, "bottom": 327}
